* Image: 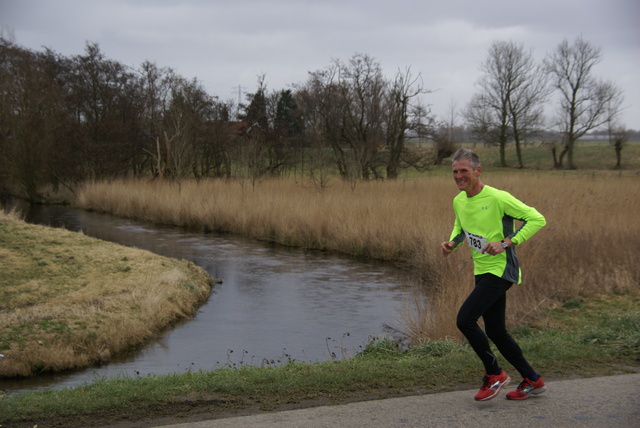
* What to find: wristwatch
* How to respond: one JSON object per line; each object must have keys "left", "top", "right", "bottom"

{"left": 500, "top": 240, "right": 508, "bottom": 249}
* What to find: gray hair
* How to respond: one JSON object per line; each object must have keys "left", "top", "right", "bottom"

{"left": 452, "top": 148, "right": 481, "bottom": 170}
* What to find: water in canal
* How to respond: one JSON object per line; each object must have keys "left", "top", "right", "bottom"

{"left": 3, "top": 204, "right": 413, "bottom": 394}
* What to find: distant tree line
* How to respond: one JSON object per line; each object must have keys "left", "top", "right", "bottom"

{"left": 1, "top": 37, "right": 438, "bottom": 200}
{"left": 0, "top": 34, "right": 629, "bottom": 201}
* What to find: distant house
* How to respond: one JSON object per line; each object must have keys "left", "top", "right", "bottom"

{"left": 224, "top": 121, "right": 250, "bottom": 137}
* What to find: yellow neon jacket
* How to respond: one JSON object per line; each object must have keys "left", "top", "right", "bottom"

{"left": 448, "top": 185, "right": 546, "bottom": 284}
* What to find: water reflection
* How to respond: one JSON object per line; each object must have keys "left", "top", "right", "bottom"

{"left": 3, "top": 205, "right": 412, "bottom": 394}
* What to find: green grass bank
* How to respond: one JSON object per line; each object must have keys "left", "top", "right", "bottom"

{"left": 1, "top": 294, "right": 638, "bottom": 427}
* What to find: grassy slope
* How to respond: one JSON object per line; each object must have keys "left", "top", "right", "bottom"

{"left": 0, "top": 211, "right": 215, "bottom": 377}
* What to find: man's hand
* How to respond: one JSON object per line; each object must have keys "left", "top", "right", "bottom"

{"left": 441, "top": 241, "right": 455, "bottom": 257}
{"left": 481, "top": 237, "right": 512, "bottom": 256}
{"left": 481, "top": 242, "right": 503, "bottom": 256}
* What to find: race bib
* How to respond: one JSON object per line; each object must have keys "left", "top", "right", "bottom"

{"left": 464, "top": 230, "right": 487, "bottom": 254}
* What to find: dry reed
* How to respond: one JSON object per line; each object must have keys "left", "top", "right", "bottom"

{"left": 76, "top": 174, "right": 640, "bottom": 342}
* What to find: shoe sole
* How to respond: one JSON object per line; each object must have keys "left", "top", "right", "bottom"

{"left": 475, "top": 376, "right": 511, "bottom": 401}
{"left": 506, "top": 386, "right": 547, "bottom": 400}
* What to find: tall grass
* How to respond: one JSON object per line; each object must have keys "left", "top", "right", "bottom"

{"left": 76, "top": 173, "right": 640, "bottom": 342}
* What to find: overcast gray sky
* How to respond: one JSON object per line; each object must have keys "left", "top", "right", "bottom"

{"left": 2, "top": 0, "right": 639, "bottom": 129}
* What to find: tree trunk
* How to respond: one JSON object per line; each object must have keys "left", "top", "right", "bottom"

{"left": 499, "top": 136, "right": 507, "bottom": 167}
{"left": 566, "top": 137, "right": 576, "bottom": 169}
{"left": 558, "top": 145, "right": 569, "bottom": 169}
{"left": 512, "top": 127, "right": 524, "bottom": 168}
{"left": 551, "top": 145, "right": 560, "bottom": 169}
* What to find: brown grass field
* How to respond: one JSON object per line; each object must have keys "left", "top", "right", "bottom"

{"left": 76, "top": 169, "right": 640, "bottom": 343}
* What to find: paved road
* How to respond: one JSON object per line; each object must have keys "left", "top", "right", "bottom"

{"left": 157, "top": 373, "right": 639, "bottom": 428}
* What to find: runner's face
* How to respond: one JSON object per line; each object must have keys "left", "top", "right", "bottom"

{"left": 452, "top": 159, "right": 481, "bottom": 193}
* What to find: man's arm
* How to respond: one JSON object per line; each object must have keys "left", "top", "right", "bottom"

{"left": 444, "top": 213, "right": 466, "bottom": 256}
{"left": 502, "top": 193, "right": 546, "bottom": 245}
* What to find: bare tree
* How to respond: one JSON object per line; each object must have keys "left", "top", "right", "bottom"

{"left": 609, "top": 126, "right": 628, "bottom": 169}
{"left": 291, "top": 77, "right": 336, "bottom": 187}
{"left": 505, "top": 45, "right": 549, "bottom": 168}
{"left": 160, "top": 78, "right": 214, "bottom": 183}
{"left": 68, "top": 43, "right": 144, "bottom": 178}
{"left": 466, "top": 41, "right": 513, "bottom": 166}
{"left": 465, "top": 41, "right": 548, "bottom": 168}
{"left": 463, "top": 93, "right": 503, "bottom": 148}
{"left": 337, "top": 53, "right": 387, "bottom": 180}
{"left": 305, "top": 54, "right": 387, "bottom": 181}
{"left": 137, "top": 61, "right": 173, "bottom": 175}
{"left": 300, "top": 54, "right": 432, "bottom": 181}
{"left": 195, "top": 99, "right": 234, "bottom": 179}
{"left": 545, "top": 36, "right": 624, "bottom": 169}
{"left": 238, "top": 76, "right": 292, "bottom": 180}
{"left": 0, "top": 38, "right": 70, "bottom": 200}
{"left": 602, "top": 89, "right": 628, "bottom": 170}
{"left": 431, "top": 100, "right": 460, "bottom": 165}
{"left": 384, "top": 67, "right": 429, "bottom": 178}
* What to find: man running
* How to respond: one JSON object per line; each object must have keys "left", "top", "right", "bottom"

{"left": 441, "top": 148, "right": 547, "bottom": 401}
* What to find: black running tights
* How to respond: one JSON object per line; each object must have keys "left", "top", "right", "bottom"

{"left": 456, "top": 273, "right": 535, "bottom": 378}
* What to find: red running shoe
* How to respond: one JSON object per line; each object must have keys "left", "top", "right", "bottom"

{"left": 474, "top": 370, "right": 510, "bottom": 401}
{"left": 506, "top": 377, "right": 546, "bottom": 400}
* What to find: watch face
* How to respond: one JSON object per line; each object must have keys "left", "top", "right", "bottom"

{"left": 501, "top": 241, "right": 508, "bottom": 248}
